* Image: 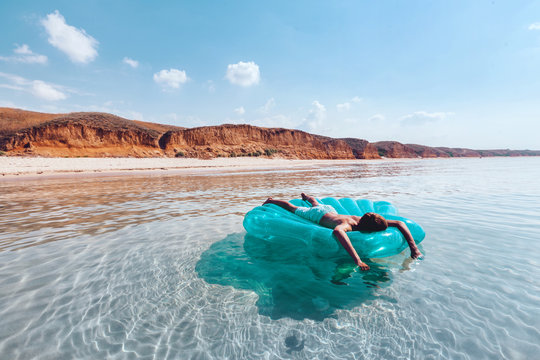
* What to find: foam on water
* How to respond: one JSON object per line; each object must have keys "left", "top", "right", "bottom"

{"left": 1, "top": 158, "right": 539, "bottom": 359}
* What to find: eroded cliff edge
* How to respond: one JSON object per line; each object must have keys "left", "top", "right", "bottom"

{"left": 1, "top": 108, "right": 538, "bottom": 158}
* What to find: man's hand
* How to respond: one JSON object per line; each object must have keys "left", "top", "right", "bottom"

{"left": 387, "top": 220, "right": 423, "bottom": 259}
{"left": 356, "top": 261, "right": 370, "bottom": 271}
{"left": 333, "top": 228, "right": 369, "bottom": 271}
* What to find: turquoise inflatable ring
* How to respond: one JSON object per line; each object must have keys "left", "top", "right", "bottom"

{"left": 243, "top": 197, "right": 425, "bottom": 259}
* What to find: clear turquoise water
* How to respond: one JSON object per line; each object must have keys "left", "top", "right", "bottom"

{"left": 0, "top": 158, "right": 539, "bottom": 359}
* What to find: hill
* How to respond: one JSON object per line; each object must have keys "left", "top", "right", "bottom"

{"left": 0, "top": 108, "right": 538, "bottom": 158}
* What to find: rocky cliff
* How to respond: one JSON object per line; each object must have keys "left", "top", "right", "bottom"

{"left": 340, "top": 138, "right": 380, "bottom": 159}
{"left": 0, "top": 110, "right": 182, "bottom": 157}
{"left": 373, "top": 141, "right": 419, "bottom": 158}
{"left": 1, "top": 108, "right": 538, "bottom": 159}
{"left": 159, "top": 125, "right": 358, "bottom": 159}
{"left": 0, "top": 109, "right": 365, "bottom": 159}
{"left": 371, "top": 142, "right": 540, "bottom": 158}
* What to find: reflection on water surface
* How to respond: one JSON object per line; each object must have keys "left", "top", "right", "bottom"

{"left": 196, "top": 233, "right": 402, "bottom": 321}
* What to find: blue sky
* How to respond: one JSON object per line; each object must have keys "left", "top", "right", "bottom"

{"left": 1, "top": 0, "right": 540, "bottom": 149}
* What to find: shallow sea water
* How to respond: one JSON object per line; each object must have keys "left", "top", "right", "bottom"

{"left": 1, "top": 157, "right": 539, "bottom": 359}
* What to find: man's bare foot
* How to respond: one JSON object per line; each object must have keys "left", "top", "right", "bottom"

{"left": 263, "top": 197, "right": 273, "bottom": 205}
{"left": 301, "top": 193, "right": 308, "bottom": 201}
{"left": 411, "top": 250, "right": 423, "bottom": 259}
{"left": 356, "top": 261, "right": 370, "bottom": 271}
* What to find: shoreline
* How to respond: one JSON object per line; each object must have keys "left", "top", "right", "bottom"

{"left": 1, "top": 156, "right": 535, "bottom": 182}
{"left": 0, "top": 156, "right": 377, "bottom": 181}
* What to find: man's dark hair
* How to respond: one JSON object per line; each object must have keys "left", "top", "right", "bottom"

{"left": 356, "top": 212, "right": 388, "bottom": 232}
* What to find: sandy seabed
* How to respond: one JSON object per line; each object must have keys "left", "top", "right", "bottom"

{"left": 0, "top": 156, "right": 366, "bottom": 180}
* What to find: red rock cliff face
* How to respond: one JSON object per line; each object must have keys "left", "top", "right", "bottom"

{"left": 405, "top": 144, "right": 450, "bottom": 158}
{"left": 435, "top": 147, "right": 481, "bottom": 157}
{"left": 159, "top": 124, "right": 357, "bottom": 159}
{"left": 341, "top": 138, "right": 380, "bottom": 159}
{"left": 1, "top": 112, "right": 172, "bottom": 157}
{"left": 2, "top": 108, "right": 539, "bottom": 158}
{"left": 373, "top": 141, "right": 418, "bottom": 158}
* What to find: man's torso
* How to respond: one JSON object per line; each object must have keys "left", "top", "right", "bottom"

{"left": 319, "top": 213, "right": 361, "bottom": 230}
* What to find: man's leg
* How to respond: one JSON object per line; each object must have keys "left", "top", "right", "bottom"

{"left": 263, "top": 198, "right": 298, "bottom": 213}
{"left": 301, "top": 193, "right": 320, "bottom": 206}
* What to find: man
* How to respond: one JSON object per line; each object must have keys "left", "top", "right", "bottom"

{"left": 263, "top": 193, "right": 423, "bottom": 270}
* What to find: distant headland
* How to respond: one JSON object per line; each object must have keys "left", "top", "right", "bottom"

{"left": 1, "top": 107, "right": 538, "bottom": 159}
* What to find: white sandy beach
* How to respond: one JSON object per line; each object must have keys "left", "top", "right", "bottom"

{"left": 0, "top": 156, "right": 368, "bottom": 180}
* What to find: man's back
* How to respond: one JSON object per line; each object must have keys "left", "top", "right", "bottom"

{"left": 319, "top": 213, "right": 361, "bottom": 231}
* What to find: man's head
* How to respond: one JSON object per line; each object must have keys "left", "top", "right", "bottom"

{"left": 355, "top": 212, "right": 388, "bottom": 232}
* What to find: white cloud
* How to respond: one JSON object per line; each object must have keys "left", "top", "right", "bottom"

{"left": 336, "top": 96, "right": 362, "bottom": 112}
{"left": 343, "top": 113, "right": 384, "bottom": 125}
{"left": 0, "top": 84, "right": 25, "bottom": 91}
{"left": 336, "top": 102, "right": 351, "bottom": 112}
{"left": 0, "top": 72, "right": 26, "bottom": 85}
{"left": 41, "top": 10, "right": 98, "bottom": 64}
{"left": 369, "top": 114, "right": 385, "bottom": 122}
{"left": 153, "top": 68, "right": 188, "bottom": 89}
{"left": 205, "top": 80, "right": 216, "bottom": 93}
{"left": 258, "top": 97, "right": 275, "bottom": 113}
{"left": 234, "top": 106, "right": 245, "bottom": 115}
{"left": 298, "top": 100, "right": 326, "bottom": 132}
{"left": 528, "top": 22, "right": 540, "bottom": 30}
{"left": 0, "top": 71, "right": 68, "bottom": 101}
{"left": 0, "top": 44, "right": 48, "bottom": 64}
{"left": 31, "top": 81, "right": 67, "bottom": 101}
{"left": 401, "top": 111, "right": 452, "bottom": 126}
{"left": 14, "top": 44, "right": 31, "bottom": 55}
{"left": 123, "top": 57, "right": 139, "bottom": 68}
{"left": 225, "top": 61, "right": 260, "bottom": 87}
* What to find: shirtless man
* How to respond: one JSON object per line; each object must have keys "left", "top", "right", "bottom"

{"left": 263, "top": 193, "right": 423, "bottom": 270}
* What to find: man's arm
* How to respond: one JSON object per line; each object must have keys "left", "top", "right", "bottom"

{"left": 333, "top": 226, "right": 370, "bottom": 270}
{"left": 387, "top": 220, "right": 423, "bottom": 258}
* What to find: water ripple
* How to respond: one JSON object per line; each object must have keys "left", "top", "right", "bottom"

{"left": 1, "top": 158, "right": 539, "bottom": 359}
